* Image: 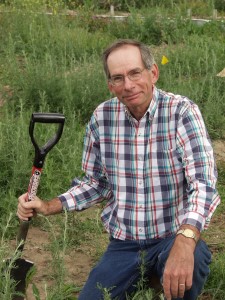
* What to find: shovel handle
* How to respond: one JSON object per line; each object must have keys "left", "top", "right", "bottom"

{"left": 27, "top": 167, "right": 42, "bottom": 202}
{"left": 17, "top": 167, "right": 43, "bottom": 252}
{"left": 30, "top": 113, "right": 65, "bottom": 169}
{"left": 17, "top": 113, "right": 65, "bottom": 252}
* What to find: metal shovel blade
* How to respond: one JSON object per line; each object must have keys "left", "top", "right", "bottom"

{"left": 8, "top": 257, "right": 34, "bottom": 300}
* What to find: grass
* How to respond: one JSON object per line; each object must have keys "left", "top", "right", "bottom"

{"left": 0, "top": 1, "right": 225, "bottom": 299}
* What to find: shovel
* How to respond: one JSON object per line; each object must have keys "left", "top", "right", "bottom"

{"left": 9, "top": 112, "right": 65, "bottom": 300}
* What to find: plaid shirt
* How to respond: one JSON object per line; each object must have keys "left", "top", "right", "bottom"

{"left": 59, "top": 87, "right": 220, "bottom": 240}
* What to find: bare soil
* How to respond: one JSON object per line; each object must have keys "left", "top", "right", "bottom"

{"left": 12, "top": 140, "right": 225, "bottom": 300}
{"left": 18, "top": 212, "right": 108, "bottom": 300}
{"left": 212, "top": 140, "right": 225, "bottom": 162}
{"left": 22, "top": 227, "right": 95, "bottom": 299}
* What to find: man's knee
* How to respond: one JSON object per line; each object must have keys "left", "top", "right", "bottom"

{"left": 185, "top": 240, "right": 212, "bottom": 299}
{"left": 193, "top": 239, "right": 211, "bottom": 276}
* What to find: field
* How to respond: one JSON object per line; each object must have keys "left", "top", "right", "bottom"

{"left": 0, "top": 0, "right": 225, "bottom": 299}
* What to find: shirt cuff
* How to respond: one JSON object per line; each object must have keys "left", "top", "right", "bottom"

{"left": 181, "top": 211, "right": 206, "bottom": 232}
{"left": 58, "top": 192, "right": 77, "bottom": 211}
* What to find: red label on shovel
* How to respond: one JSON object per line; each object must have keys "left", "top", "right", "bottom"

{"left": 27, "top": 166, "right": 42, "bottom": 202}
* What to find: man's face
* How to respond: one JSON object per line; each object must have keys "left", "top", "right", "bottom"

{"left": 107, "top": 45, "right": 159, "bottom": 119}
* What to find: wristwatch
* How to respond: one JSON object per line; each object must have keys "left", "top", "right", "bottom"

{"left": 176, "top": 228, "right": 198, "bottom": 243}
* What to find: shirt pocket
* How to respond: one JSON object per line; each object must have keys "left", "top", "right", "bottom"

{"left": 147, "top": 148, "right": 184, "bottom": 204}
{"left": 147, "top": 147, "right": 183, "bottom": 178}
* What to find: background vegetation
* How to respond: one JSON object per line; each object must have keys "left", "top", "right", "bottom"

{"left": 0, "top": 0, "right": 225, "bottom": 299}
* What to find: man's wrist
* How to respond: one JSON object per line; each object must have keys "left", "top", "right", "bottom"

{"left": 176, "top": 228, "right": 197, "bottom": 243}
{"left": 176, "top": 225, "right": 200, "bottom": 244}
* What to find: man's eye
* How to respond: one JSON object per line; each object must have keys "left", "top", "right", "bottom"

{"left": 130, "top": 70, "right": 141, "bottom": 76}
{"left": 113, "top": 76, "right": 123, "bottom": 82}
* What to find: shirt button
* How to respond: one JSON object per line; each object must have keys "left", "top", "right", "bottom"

{"left": 138, "top": 228, "right": 143, "bottom": 233}
{"left": 139, "top": 180, "right": 143, "bottom": 185}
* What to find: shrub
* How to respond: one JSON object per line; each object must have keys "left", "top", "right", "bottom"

{"left": 214, "top": 0, "right": 225, "bottom": 11}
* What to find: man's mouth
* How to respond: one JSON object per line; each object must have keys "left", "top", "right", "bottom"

{"left": 123, "top": 93, "right": 140, "bottom": 101}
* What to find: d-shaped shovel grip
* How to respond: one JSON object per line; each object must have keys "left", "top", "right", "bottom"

{"left": 27, "top": 113, "right": 65, "bottom": 201}
{"left": 17, "top": 113, "right": 65, "bottom": 252}
{"left": 30, "top": 112, "right": 65, "bottom": 169}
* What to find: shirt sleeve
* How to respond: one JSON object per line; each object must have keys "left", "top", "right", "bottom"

{"left": 176, "top": 102, "right": 220, "bottom": 231}
{"left": 58, "top": 113, "right": 113, "bottom": 211}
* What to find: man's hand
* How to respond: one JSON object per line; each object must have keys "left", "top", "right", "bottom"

{"left": 17, "top": 193, "right": 63, "bottom": 220}
{"left": 163, "top": 226, "right": 200, "bottom": 300}
{"left": 17, "top": 193, "right": 46, "bottom": 220}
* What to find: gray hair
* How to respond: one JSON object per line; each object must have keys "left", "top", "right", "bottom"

{"left": 102, "top": 39, "right": 155, "bottom": 79}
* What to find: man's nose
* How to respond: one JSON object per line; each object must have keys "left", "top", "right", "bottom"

{"left": 123, "top": 76, "right": 135, "bottom": 90}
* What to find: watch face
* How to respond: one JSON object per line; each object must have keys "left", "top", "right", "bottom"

{"left": 184, "top": 229, "right": 193, "bottom": 238}
{"left": 177, "top": 229, "right": 197, "bottom": 242}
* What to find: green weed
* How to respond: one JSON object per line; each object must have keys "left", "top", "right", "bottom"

{"left": 201, "top": 251, "right": 225, "bottom": 299}
{"left": 31, "top": 212, "right": 80, "bottom": 299}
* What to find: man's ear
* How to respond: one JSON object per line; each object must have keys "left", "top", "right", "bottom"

{"left": 150, "top": 64, "right": 159, "bottom": 84}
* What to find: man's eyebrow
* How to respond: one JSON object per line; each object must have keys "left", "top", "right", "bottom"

{"left": 111, "top": 73, "right": 123, "bottom": 77}
{"left": 111, "top": 68, "right": 141, "bottom": 77}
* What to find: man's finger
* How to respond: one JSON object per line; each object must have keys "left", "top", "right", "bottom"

{"left": 163, "top": 273, "right": 171, "bottom": 300}
{"left": 178, "top": 283, "right": 186, "bottom": 298}
{"left": 170, "top": 279, "right": 179, "bottom": 299}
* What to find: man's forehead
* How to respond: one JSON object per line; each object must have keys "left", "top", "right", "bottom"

{"left": 107, "top": 45, "right": 143, "bottom": 73}
{"left": 107, "top": 44, "right": 141, "bottom": 59}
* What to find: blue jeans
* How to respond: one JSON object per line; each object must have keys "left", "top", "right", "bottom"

{"left": 78, "top": 236, "right": 211, "bottom": 300}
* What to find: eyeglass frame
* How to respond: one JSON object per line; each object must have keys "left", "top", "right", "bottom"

{"left": 108, "top": 67, "right": 148, "bottom": 87}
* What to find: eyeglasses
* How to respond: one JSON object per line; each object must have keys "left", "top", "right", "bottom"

{"left": 109, "top": 68, "right": 146, "bottom": 87}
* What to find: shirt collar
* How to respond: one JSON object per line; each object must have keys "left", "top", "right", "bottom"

{"left": 148, "top": 85, "right": 159, "bottom": 120}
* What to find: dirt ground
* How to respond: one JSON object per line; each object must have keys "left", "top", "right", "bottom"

{"left": 12, "top": 140, "right": 225, "bottom": 300}
{"left": 21, "top": 227, "right": 95, "bottom": 299}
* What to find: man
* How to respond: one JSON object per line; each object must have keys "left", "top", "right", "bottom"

{"left": 17, "top": 39, "right": 220, "bottom": 300}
